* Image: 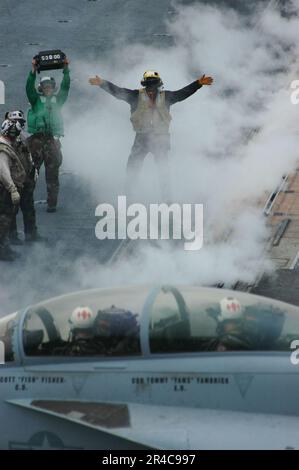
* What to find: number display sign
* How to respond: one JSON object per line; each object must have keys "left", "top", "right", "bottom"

{"left": 34, "top": 50, "right": 66, "bottom": 73}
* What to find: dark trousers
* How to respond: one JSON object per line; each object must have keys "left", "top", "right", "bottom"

{"left": 0, "top": 186, "right": 15, "bottom": 246}
{"left": 9, "top": 178, "right": 36, "bottom": 237}
{"left": 27, "top": 133, "right": 63, "bottom": 208}
{"left": 126, "top": 133, "right": 171, "bottom": 200}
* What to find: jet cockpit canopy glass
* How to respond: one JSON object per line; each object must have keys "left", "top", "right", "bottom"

{"left": 22, "top": 286, "right": 143, "bottom": 358}
{"left": 20, "top": 285, "right": 299, "bottom": 359}
{"left": 148, "top": 286, "right": 299, "bottom": 353}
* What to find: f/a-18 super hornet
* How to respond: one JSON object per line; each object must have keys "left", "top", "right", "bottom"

{"left": 0, "top": 284, "right": 299, "bottom": 450}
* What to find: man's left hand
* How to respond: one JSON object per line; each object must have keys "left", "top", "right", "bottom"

{"left": 64, "top": 57, "right": 70, "bottom": 69}
{"left": 198, "top": 74, "right": 213, "bottom": 86}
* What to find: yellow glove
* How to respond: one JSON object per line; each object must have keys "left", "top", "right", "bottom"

{"left": 89, "top": 75, "right": 104, "bottom": 86}
{"left": 10, "top": 188, "right": 20, "bottom": 205}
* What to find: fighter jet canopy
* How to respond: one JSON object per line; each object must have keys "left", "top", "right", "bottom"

{"left": 1, "top": 285, "right": 299, "bottom": 364}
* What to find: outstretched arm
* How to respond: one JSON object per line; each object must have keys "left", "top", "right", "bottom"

{"left": 26, "top": 59, "right": 39, "bottom": 106}
{"left": 167, "top": 75, "right": 213, "bottom": 105}
{"left": 57, "top": 57, "right": 71, "bottom": 105}
{"left": 89, "top": 75, "right": 138, "bottom": 106}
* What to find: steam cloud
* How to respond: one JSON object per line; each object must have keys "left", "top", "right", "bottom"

{"left": 2, "top": 0, "right": 299, "bottom": 314}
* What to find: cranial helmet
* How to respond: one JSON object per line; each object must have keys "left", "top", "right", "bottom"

{"left": 69, "top": 306, "right": 96, "bottom": 330}
{"left": 6, "top": 110, "right": 26, "bottom": 128}
{"left": 141, "top": 70, "right": 162, "bottom": 88}
{"left": 219, "top": 297, "right": 243, "bottom": 322}
{"left": 1, "top": 119, "right": 22, "bottom": 138}
{"left": 38, "top": 76, "right": 56, "bottom": 93}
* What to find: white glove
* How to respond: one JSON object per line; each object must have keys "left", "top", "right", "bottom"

{"left": 10, "top": 188, "right": 20, "bottom": 205}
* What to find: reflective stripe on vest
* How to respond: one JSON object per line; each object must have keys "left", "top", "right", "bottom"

{"left": 40, "top": 96, "right": 57, "bottom": 104}
{"left": 130, "top": 89, "right": 172, "bottom": 134}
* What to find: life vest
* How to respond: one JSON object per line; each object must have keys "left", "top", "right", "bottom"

{"left": 27, "top": 95, "right": 64, "bottom": 136}
{"left": 13, "top": 138, "right": 34, "bottom": 179}
{"left": 130, "top": 89, "right": 172, "bottom": 134}
{"left": 0, "top": 140, "right": 26, "bottom": 189}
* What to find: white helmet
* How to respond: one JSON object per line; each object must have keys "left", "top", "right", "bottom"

{"left": 7, "top": 110, "right": 25, "bottom": 122}
{"left": 1, "top": 119, "right": 22, "bottom": 137}
{"left": 69, "top": 307, "right": 96, "bottom": 330}
{"left": 219, "top": 297, "right": 243, "bottom": 322}
{"left": 6, "top": 110, "right": 26, "bottom": 129}
{"left": 38, "top": 76, "right": 56, "bottom": 92}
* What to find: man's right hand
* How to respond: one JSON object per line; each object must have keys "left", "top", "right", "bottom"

{"left": 32, "top": 58, "right": 37, "bottom": 73}
{"left": 89, "top": 75, "right": 103, "bottom": 87}
{"left": 10, "top": 189, "right": 20, "bottom": 205}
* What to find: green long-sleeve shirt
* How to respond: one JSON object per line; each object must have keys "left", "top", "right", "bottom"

{"left": 26, "top": 68, "right": 70, "bottom": 136}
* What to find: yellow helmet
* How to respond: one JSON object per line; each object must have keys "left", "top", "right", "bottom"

{"left": 143, "top": 70, "right": 161, "bottom": 80}
{"left": 141, "top": 70, "right": 162, "bottom": 88}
